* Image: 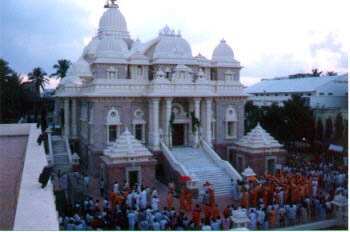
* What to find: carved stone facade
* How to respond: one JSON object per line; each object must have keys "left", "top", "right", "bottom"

{"left": 54, "top": 1, "right": 248, "bottom": 179}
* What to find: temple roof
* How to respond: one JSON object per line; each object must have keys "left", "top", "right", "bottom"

{"left": 104, "top": 128, "right": 153, "bottom": 161}
{"left": 234, "top": 123, "right": 283, "bottom": 150}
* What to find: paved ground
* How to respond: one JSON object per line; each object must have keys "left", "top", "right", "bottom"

{"left": 0, "top": 135, "right": 28, "bottom": 229}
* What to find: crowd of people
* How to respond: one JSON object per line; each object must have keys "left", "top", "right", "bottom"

{"left": 57, "top": 153, "right": 348, "bottom": 230}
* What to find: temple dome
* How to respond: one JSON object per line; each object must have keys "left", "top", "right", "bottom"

{"left": 59, "top": 75, "right": 83, "bottom": 87}
{"left": 96, "top": 36, "right": 129, "bottom": 57}
{"left": 152, "top": 26, "right": 192, "bottom": 59}
{"left": 98, "top": 6, "right": 130, "bottom": 39}
{"left": 71, "top": 56, "right": 92, "bottom": 77}
{"left": 212, "top": 39, "right": 235, "bottom": 61}
{"left": 83, "top": 36, "right": 99, "bottom": 58}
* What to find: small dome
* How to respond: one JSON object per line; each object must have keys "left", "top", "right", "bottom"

{"left": 83, "top": 36, "right": 99, "bottom": 58}
{"left": 60, "top": 75, "right": 83, "bottom": 87}
{"left": 152, "top": 25, "right": 192, "bottom": 59}
{"left": 96, "top": 36, "right": 129, "bottom": 57}
{"left": 98, "top": 6, "right": 130, "bottom": 39}
{"left": 72, "top": 57, "right": 92, "bottom": 77}
{"left": 212, "top": 39, "right": 235, "bottom": 61}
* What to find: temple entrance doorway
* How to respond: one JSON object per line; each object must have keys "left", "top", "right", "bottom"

{"left": 172, "top": 124, "right": 185, "bottom": 146}
{"left": 128, "top": 170, "right": 139, "bottom": 188}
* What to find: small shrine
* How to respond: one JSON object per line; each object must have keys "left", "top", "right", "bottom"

{"left": 231, "top": 207, "right": 250, "bottom": 229}
{"left": 100, "top": 128, "right": 157, "bottom": 190}
{"left": 231, "top": 123, "right": 287, "bottom": 175}
{"left": 242, "top": 166, "right": 257, "bottom": 182}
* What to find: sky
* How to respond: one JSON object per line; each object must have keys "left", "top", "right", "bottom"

{"left": 0, "top": 0, "right": 348, "bottom": 88}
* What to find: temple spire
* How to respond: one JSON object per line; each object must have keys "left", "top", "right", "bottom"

{"left": 104, "top": 0, "right": 118, "bottom": 8}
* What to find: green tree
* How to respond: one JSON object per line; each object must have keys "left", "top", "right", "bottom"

{"left": 325, "top": 117, "right": 333, "bottom": 139}
{"left": 283, "top": 94, "right": 315, "bottom": 143}
{"left": 244, "top": 101, "right": 263, "bottom": 133}
{"left": 334, "top": 113, "right": 344, "bottom": 140}
{"left": 326, "top": 71, "right": 337, "bottom": 76}
{"left": 311, "top": 68, "right": 323, "bottom": 77}
{"left": 50, "top": 59, "right": 71, "bottom": 79}
{"left": 28, "top": 67, "right": 49, "bottom": 98}
{"left": 316, "top": 118, "right": 323, "bottom": 141}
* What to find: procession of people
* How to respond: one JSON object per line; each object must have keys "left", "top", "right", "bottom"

{"left": 56, "top": 153, "right": 347, "bottom": 230}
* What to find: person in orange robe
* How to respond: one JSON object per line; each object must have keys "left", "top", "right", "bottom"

{"left": 109, "top": 191, "right": 117, "bottom": 212}
{"left": 167, "top": 192, "right": 173, "bottom": 210}
{"left": 185, "top": 191, "right": 192, "bottom": 212}
{"left": 274, "top": 191, "right": 280, "bottom": 205}
{"left": 291, "top": 185, "right": 299, "bottom": 204}
{"left": 284, "top": 187, "right": 289, "bottom": 205}
{"left": 212, "top": 204, "right": 220, "bottom": 220}
{"left": 241, "top": 190, "right": 249, "bottom": 208}
{"left": 251, "top": 187, "right": 259, "bottom": 208}
{"left": 269, "top": 207, "right": 277, "bottom": 228}
{"left": 179, "top": 187, "right": 186, "bottom": 210}
{"left": 115, "top": 192, "right": 123, "bottom": 207}
{"left": 203, "top": 203, "right": 212, "bottom": 222}
{"left": 192, "top": 205, "right": 201, "bottom": 227}
{"left": 209, "top": 188, "right": 215, "bottom": 208}
{"left": 263, "top": 188, "right": 269, "bottom": 206}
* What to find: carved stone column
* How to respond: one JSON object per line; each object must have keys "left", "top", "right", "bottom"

{"left": 205, "top": 98, "right": 212, "bottom": 145}
{"left": 149, "top": 98, "right": 160, "bottom": 150}
{"left": 164, "top": 98, "right": 173, "bottom": 147}
{"left": 64, "top": 98, "right": 70, "bottom": 137}
{"left": 193, "top": 98, "right": 201, "bottom": 147}
{"left": 72, "top": 99, "right": 77, "bottom": 137}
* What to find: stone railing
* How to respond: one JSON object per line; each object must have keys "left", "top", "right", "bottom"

{"left": 160, "top": 142, "right": 198, "bottom": 189}
{"left": 46, "top": 128, "right": 54, "bottom": 165}
{"left": 201, "top": 140, "right": 242, "bottom": 181}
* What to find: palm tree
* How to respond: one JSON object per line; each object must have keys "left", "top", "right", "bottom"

{"left": 28, "top": 67, "right": 49, "bottom": 98}
{"left": 311, "top": 68, "right": 323, "bottom": 77}
{"left": 50, "top": 59, "right": 71, "bottom": 79}
{"left": 326, "top": 71, "right": 338, "bottom": 76}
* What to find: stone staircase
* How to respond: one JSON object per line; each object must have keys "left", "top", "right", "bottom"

{"left": 51, "top": 136, "right": 71, "bottom": 173}
{"left": 171, "top": 146, "right": 233, "bottom": 196}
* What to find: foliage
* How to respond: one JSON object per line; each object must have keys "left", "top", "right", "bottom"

{"left": 325, "top": 117, "right": 333, "bottom": 139}
{"left": 326, "top": 71, "right": 338, "bottom": 76}
{"left": 311, "top": 68, "right": 323, "bottom": 77}
{"left": 28, "top": 67, "right": 49, "bottom": 98}
{"left": 50, "top": 59, "right": 72, "bottom": 79}
{"left": 334, "top": 113, "right": 344, "bottom": 140}
{"left": 190, "top": 111, "right": 200, "bottom": 133}
{"left": 244, "top": 94, "right": 315, "bottom": 144}
{"left": 316, "top": 118, "right": 323, "bottom": 141}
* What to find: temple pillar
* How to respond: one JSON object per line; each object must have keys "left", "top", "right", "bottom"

{"left": 72, "top": 99, "right": 77, "bottom": 137}
{"left": 149, "top": 98, "right": 160, "bottom": 150}
{"left": 205, "top": 98, "right": 212, "bottom": 145}
{"left": 193, "top": 98, "right": 201, "bottom": 147}
{"left": 164, "top": 98, "right": 173, "bottom": 147}
{"left": 64, "top": 98, "right": 70, "bottom": 137}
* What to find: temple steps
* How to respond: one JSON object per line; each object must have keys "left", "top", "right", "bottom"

{"left": 171, "top": 147, "right": 233, "bottom": 196}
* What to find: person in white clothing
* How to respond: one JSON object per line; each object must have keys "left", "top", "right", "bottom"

{"left": 113, "top": 181, "right": 119, "bottom": 193}
{"left": 151, "top": 195, "right": 160, "bottom": 211}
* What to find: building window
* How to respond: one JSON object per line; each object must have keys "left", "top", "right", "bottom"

{"left": 275, "top": 93, "right": 278, "bottom": 96}
{"left": 133, "top": 124, "right": 145, "bottom": 142}
{"left": 137, "top": 66, "right": 143, "bottom": 76}
{"left": 108, "top": 125, "right": 119, "bottom": 142}
{"left": 319, "top": 93, "right": 324, "bottom": 96}
{"left": 227, "top": 122, "right": 235, "bottom": 137}
{"left": 328, "top": 93, "right": 333, "bottom": 96}
{"left": 284, "top": 94, "right": 288, "bottom": 96}
{"left": 106, "top": 107, "right": 122, "bottom": 144}
{"left": 307, "top": 93, "right": 311, "bottom": 96}
{"left": 225, "top": 106, "right": 237, "bottom": 139}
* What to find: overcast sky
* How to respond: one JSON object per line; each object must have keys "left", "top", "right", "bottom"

{"left": 0, "top": 0, "right": 348, "bottom": 87}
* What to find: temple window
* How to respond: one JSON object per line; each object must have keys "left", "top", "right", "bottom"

{"left": 106, "top": 107, "right": 122, "bottom": 144}
{"left": 225, "top": 106, "right": 237, "bottom": 139}
{"left": 137, "top": 65, "right": 143, "bottom": 76}
{"left": 133, "top": 109, "right": 146, "bottom": 143}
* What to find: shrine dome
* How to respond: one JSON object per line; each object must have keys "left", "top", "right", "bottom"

{"left": 98, "top": 4, "right": 130, "bottom": 39}
{"left": 212, "top": 39, "right": 235, "bottom": 61}
{"left": 152, "top": 25, "right": 192, "bottom": 59}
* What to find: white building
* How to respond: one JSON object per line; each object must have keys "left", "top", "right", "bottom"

{"left": 53, "top": 0, "right": 245, "bottom": 194}
{"left": 245, "top": 74, "right": 348, "bottom": 109}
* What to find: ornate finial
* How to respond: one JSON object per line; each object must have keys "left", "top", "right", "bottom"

{"left": 177, "top": 29, "right": 182, "bottom": 37}
{"left": 104, "top": 0, "right": 118, "bottom": 8}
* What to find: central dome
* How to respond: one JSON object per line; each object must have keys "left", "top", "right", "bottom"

{"left": 98, "top": 6, "right": 130, "bottom": 39}
{"left": 152, "top": 25, "right": 192, "bottom": 59}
